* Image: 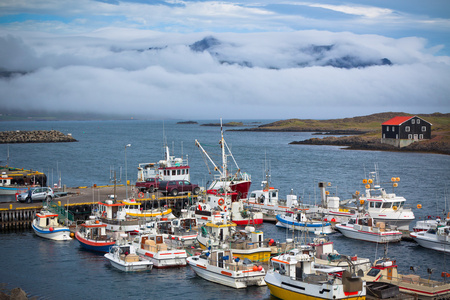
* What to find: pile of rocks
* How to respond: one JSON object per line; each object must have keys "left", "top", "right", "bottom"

{"left": 0, "top": 130, "right": 77, "bottom": 144}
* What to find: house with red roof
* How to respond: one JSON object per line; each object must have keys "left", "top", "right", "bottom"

{"left": 381, "top": 116, "right": 432, "bottom": 147}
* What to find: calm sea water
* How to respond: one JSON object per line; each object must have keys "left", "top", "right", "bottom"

{"left": 0, "top": 120, "right": 449, "bottom": 299}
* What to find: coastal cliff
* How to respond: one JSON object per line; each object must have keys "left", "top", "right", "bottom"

{"left": 0, "top": 130, "right": 77, "bottom": 144}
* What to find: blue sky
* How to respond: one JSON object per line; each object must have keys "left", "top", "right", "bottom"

{"left": 0, "top": 0, "right": 449, "bottom": 119}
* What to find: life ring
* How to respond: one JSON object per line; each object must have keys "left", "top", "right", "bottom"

{"left": 102, "top": 211, "right": 107, "bottom": 218}
{"left": 218, "top": 198, "right": 225, "bottom": 206}
{"left": 138, "top": 192, "right": 144, "bottom": 198}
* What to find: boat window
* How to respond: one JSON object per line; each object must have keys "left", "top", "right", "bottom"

{"left": 271, "top": 192, "right": 277, "bottom": 198}
{"left": 375, "top": 202, "right": 382, "bottom": 208}
{"left": 272, "top": 262, "right": 281, "bottom": 271}
{"left": 348, "top": 219, "right": 355, "bottom": 225}
{"left": 382, "top": 202, "right": 392, "bottom": 208}
{"left": 177, "top": 170, "right": 180, "bottom": 175}
{"left": 366, "top": 268, "right": 381, "bottom": 277}
{"left": 426, "top": 228, "right": 436, "bottom": 234}
{"left": 280, "top": 263, "right": 287, "bottom": 275}
{"left": 369, "top": 202, "right": 374, "bottom": 208}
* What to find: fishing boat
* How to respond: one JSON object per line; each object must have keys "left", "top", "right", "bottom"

{"left": 306, "top": 168, "right": 416, "bottom": 231}
{"left": 187, "top": 249, "right": 266, "bottom": 288}
{"left": 197, "top": 222, "right": 272, "bottom": 262}
{"left": 276, "top": 209, "right": 334, "bottom": 234}
{"left": 412, "top": 213, "right": 450, "bottom": 232}
{"left": 104, "top": 237, "right": 153, "bottom": 272}
{"left": 195, "top": 119, "right": 251, "bottom": 201}
{"left": 32, "top": 209, "right": 71, "bottom": 241}
{"left": 310, "top": 237, "right": 372, "bottom": 273}
{"left": 0, "top": 167, "right": 47, "bottom": 195}
{"left": 229, "top": 199, "right": 263, "bottom": 225}
{"left": 265, "top": 247, "right": 366, "bottom": 300}
{"left": 136, "top": 143, "right": 190, "bottom": 192}
{"left": 246, "top": 174, "right": 300, "bottom": 222}
{"left": 363, "top": 255, "right": 450, "bottom": 299}
{"left": 335, "top": 216, "right": 402, "bottom": 243}
{"left": 154, "top": 216, "right": 198, "bottom": 246}
{"left": 75, "top": 216, "right": 116, "bottom": 252}
{"left": 132, "top": 234, "right": 187, "bottom": 268}
{"left": 410, "top": 225, "right": 450, "bottom": 253}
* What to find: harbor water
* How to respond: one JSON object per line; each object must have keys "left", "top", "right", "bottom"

{"left": 0, "top": 119, "right": 449, "bottom": 299}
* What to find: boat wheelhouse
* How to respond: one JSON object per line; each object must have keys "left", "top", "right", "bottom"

{"left": 410, "top": 225, "right": 450, "bottom": 253}
{"left": 137, "top": 145, "right": 190, "bottom": 183}
{"left": 104, "top": 238, "right": 153, "bottom": 272}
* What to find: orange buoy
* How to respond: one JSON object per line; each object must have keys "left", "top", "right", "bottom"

{"left": 253, "top": 265, "right": 258, "bottom": 271}
{"left": 362, "top": 179, "right": 367, "bottom": 184}
{"left": 417, "top": 204, "right": 422, "bottom": 209}
{"left": 49, "top": 227, "right": 54, "bottom": 232}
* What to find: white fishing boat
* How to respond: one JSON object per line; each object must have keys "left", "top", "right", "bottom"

{"left": 197, "top": 222, "right": 272, "bottom": 262}
{"left": 132, "top": 234, "right": 187, "bottom": 268}
{"left": 246, "top": 174, "right": 300, "bottom": 221}
{"left": 412, "top": 213, "right": 450, "bottom": 232}
{"left": 136, "top": 142, "right": 191, "bottom": 192}
{"left": 306, "top": 168, "right": 415, "bottom": 231}
{"left": 276, "top": 209, "right": 334, "bottom": 234}
{"left": 154, "top": 216, "right": 198, "bottom": 246}
{"left": 104, "top": 237, "right": 153, "bottom": 272}
{"left": 32, "top": 209, "right": 71, "bottom": 241}
{"left": 410, "top": 225, "right": 450, "bottom": 253}
{"left": 265, "top": 247, "right": 366, "bottom": 300}
{"left": 335, "top": 216, "right": 402, "bottom": 243}
{"left": 195, "top": 119, "right": 251, "bottom": 201}
{"left": 187, "top": 249, "right": 266, "bottom": 289}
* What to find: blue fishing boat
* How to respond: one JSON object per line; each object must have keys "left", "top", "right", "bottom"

{"left": 275, "top": 210, "right": 333, "bottom": 234}
{"left": 75, "top": 216, "right": 115, "bottom": 253}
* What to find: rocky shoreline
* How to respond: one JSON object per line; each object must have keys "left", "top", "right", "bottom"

{"left": 0, "top": 130, "right": 77, "bottom": 144}
{"left": 0, "top": 286, "right": 29, "bottom": 300}
{"left": 290, "top": 135, "right": 450, "bottom": 155}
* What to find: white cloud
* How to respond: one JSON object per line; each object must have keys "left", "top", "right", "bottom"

{"left": 0, "top": 30, "right": 448, "bottom": 119}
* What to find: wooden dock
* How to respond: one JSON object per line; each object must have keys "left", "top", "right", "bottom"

{"left": 0, "top": 184, "right": 199, "bottom": 231}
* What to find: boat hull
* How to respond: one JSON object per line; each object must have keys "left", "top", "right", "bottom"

{"left": 75, "top": 232, "right": 115, "bottom": 253}
{"left": 275, "top": 215, "right": 333, "bottom": 234}
{"left": 265, "top": 272, "right": 365, "bottom": 300}
{"left": 104, "top": 254, "right": 153, "bottom": 272}
{"left": 336, "top": 225, "right": 402, "bottom": 243}
{"left": 231, "top": 218, "right": 263, "bottom": 226}
{"left": 187, "top": 258, "right": 266, "bottom": 289}
{"left": 410, "top": 232, "right": 450, "bottom": 253}
{"left": 0, "top": 186, "right": 28, "bottom": 195}
{"left": 137, "top": 250, "right": 187, "bottom": 268}
{"left": 32, "top": 223, "right": 71, "bottom": 241}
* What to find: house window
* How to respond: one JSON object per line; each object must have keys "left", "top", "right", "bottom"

{"left": 408, "top": 134, "right": 412, "bottom": 139}
{"left": 411, "top": 119, "right": 415, "bottom": 124}
{"left": 419, "top": 134, "right": 423, "bottom": 139}
{"left": 422, "top": 126, "right": 426, "bottom": 132}
{"left": 386, "top": 126, "right": 389, "bottom": 131}
{"left": 417, "top": 119, "right": 420, "bottom": 124}
{"left": 405, "top": 126, "right": 410, "bottom": 132}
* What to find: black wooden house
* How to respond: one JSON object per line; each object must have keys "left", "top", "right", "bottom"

{"left": 381, "top": 116, "right": 432, "bottom": 147}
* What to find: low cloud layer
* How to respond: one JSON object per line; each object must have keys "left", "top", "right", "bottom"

{"left": 0, "top": 29, "right": 449, "bottom": 119}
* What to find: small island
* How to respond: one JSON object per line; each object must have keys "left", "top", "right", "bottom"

{"left": 201, "top": 122, "right": 244, "bottom": 127}
{"left": 177, "top": 121, "right": 198, "bottom": 124}
{"left": 0, "top": 130, "right": 77, "bottom": 144}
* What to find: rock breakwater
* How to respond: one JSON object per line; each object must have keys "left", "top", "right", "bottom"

{"left": 0, "top": 130, "right": 77, "bottom": 144}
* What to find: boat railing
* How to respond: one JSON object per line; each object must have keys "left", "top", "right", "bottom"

{"left": 381, "top": 274, "right": 450, "bottom": 288}
{"left": 101, "top": 218, "right": 140, "bottom": 226}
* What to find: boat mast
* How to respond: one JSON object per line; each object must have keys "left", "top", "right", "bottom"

{"left": 220, "top": 118, "right": 227, "bottom": 179}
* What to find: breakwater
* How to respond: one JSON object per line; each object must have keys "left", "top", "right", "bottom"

{"left": 0, "top": 130, "right": 77, "bottom": 143}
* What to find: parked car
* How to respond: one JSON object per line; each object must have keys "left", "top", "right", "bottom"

{"left": 135, "top": 177, "right": 162, "bottom": 193}
{"left": 158, "top": 180, "right": 200, "bottom": 196}
{"left": 17, "top": 187, "right": 54, "bottom": 203}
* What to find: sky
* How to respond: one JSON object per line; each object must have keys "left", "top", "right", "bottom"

{"left": 0, "top": 0, "right": 449, "bottom": 120}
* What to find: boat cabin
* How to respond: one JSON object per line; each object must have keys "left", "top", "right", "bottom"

{"left": 271, "top": 248, "right": 315, "bottom": 279}
{"left": 35, "top": 211, "right": 61, "bottom": 228}
{"left": 137, "top": 146, "right": 190, "bottom": 183}
{"left": 136, "top": 234, "right": 168, "bottom": 252}
{"left": 98, "top": 200, "right": 125, "bottom": 219}
{"left": 200, "top": 221, "right": 236, "bottom": 244}
{"left": 0, "top": 175, "right": 13, "bottom": 187}
{"left": 78, "top": 219, "right": 109, "bottom": 240}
